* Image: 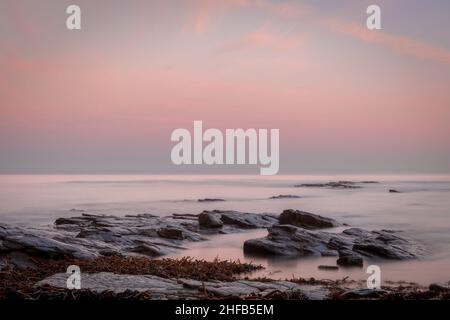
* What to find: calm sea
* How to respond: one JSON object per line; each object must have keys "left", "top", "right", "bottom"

{"left": 1, "top": 174, "right": 450, "bottom": 284}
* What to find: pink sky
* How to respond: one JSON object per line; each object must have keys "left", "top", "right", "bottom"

{"left": 1, "top": 0, "right": 450, "bottom": 174}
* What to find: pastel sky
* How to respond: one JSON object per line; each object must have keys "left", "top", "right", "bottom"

{"left": 1, "top": 0, "right": 450, "bottom": 174}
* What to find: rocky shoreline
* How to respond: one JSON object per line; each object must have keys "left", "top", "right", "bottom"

{"left": 0, "top": 206, "right": 447, "bottom": 300}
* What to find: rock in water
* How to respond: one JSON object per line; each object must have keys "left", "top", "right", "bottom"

{"left": 318, "top": 265, "right": 339, "bottom": 270}
{"left": 198, "top": 212, "right": 223, "bottom": 228}
{"left": 212, "top": 210, "right": 278, "bottom": 229}
{"left": 0, "top": 210, "right": 278, "bottom": 265}
{"left": 337, "top": 249, "right": 363, "bottom": 267}
{"left": 198, "top": 198, "right": 225, "bottom": 202}
{"left": 269, "top": 195, "right": 301, "bottom": 199}
{"left": 157, "top": 228, "right": 185, "bottom": 240}
{"left": 244, "top": 225, "right": 331, "bottom": 256}
{"left": 244, "top": 224, "right": 425, "bottom": 264}
{"left": 295, "top": 181, "right": 362, "bottom": 189}
{"left": 278, "top": 209, "right": 339, "bottom": 229}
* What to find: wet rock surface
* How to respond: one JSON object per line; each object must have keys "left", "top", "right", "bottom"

{"left": 294, "top": 181, "right": 363, "bottom": 189}
{"left": 338, "top": 288, "right": 388, "bottom": 299}
{"left": 0, "top": 210, "right": 277, "bottom": 264}
{"left": 269, "top": 195, "right": 301, "bottom": 199}
{"left": 278, "top": 209, "right": 339, "bottom": 229}
{"left": 37, "top": 272, "right": 329, "bottom": 300}
{"left": 198, "top": 198, "right": 225, "bottom": 202}
{"left": 198, "top": 212, "right": 223, "bottom": 228}
{"left": 337, "top": 250, "right": 363, "bottom": 267}
{"left": 244, "top": 224, "right": 425, "bottom": 264}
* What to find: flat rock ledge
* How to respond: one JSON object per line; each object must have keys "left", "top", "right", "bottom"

{"left": 244, "top": 224, "right": 426, "bottom": 265}
{"left": 37, "top": 272, "right": 329, "bottom": 300}
{"left": 278, "top": 209, "right": 340, "bottom": 229}
{"left": 0, "top": 210, "right": 277, "bottom": 267}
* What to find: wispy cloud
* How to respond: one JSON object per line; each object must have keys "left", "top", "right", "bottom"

{"left": 219, "top": 28, "right": 304, "bottom": 52}
{"left": 326, "top": 19, "right": 450, "bottom": 66}
{"left": 185, "top": 0, "right": 249, "bottom": 35}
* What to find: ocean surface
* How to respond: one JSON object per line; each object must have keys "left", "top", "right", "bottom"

{"left": 1, "top": 174, "right": 450, "bottom": 285}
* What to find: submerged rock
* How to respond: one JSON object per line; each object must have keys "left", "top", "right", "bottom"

{"left": 278, "top": 209, "right": 339, "bottom": 229}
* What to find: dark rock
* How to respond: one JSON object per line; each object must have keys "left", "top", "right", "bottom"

{"left": 318, "top": 265, "right": 339, "bottom": 270}
{"left": 198, "top": 212, "right": 223, "bottom": 228}
{"left": 212, "top": 210, "right": 278, "bottom": 229}
{"left": 244, "top": 225, "right": 331, "bottom": 256}
{"left": 1, "top": 252, "right": 37, "bottom": 269}
{"left": 157, "top": 228, "right": 185, "bottom": 240}
{"left": 429, "top": 282, "right": 450, "bottom": 293}
{"left": 244, "top": 224, "right": 424, "bottom": 263}
{"left": 339, "top": 289, "right": 387, "bottom": 299}
{"left": 352, "top": 230, "right": 424, "bottom": 259}
{"left": 389, "top": 189, "right": 401, "bottom": 193}
{"left": 54, "top": 218, "right": 78, "bottom": 225}
{"left": 37, "top": 272, "right": 331, "bottom": 300}
{"left": 295, "top": 181, "right": 362, "bottom": 189}
{"left": 132, "top": 244, "right": 165, "bottom": 257}
{"left": 337, "top": 250, "right": 363, "bottom": 267}
{"left": 198, "top": 198, "right": 225, "bottom": 202}
{"left": 0, "top": 210, "right": 278, "bottom": 266}
{"left": 270, "top": 195, "right": 301, "bottom": 199}
{"left": 98, "top": 249, "right": 121, "bottom": 257}
{"left": 278, "top": 209, "right": 339, "bottom": 229}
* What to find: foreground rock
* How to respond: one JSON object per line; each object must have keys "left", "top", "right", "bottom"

{"left": 278, "top": 209, "right": 339, "bottom": 229}
{"left": 37, "top": 272, "right": 329, "bottom": 300}
{"left": 0, "top": 210, "right": 277, "bottom": 265}
{"left": 244, "top": 225, "right": 425, "bottom": 264}
{"left": 1, "top": 254, "right": 447, "bottom": 300}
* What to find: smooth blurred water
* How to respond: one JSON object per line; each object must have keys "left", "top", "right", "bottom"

{"left": 1, "top": 174, "right": 450, "bottom": 284}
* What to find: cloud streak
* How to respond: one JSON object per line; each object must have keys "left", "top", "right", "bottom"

{"left": 326, "top": 19, "right": 450, "bottom": 66}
